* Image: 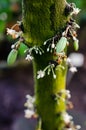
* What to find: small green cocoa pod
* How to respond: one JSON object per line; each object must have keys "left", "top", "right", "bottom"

{"left": 74, "top": 39, "right": 79, "bottom": 51}
{"left": 7, "top": 49, "right": 18, "bottom": 65}
{"left": 56, "top": 37, "right": 67, "bottom": 53}
{"left": 18, "top": 43, "right": 28, "bottom": 56}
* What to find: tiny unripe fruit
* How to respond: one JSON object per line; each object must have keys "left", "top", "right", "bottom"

{"left": 74, "top": 39, "right": 79, "bottom": 51}
{"left": 56, "top": 37, "right": 67, "bottom": 53}
{"left": 18, "top": 43, "right": 28, "bottom": 56}
{"left": 7, "top": 49, "right": 18, "bottom": 65}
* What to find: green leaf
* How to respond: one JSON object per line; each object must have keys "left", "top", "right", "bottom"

{"left": 74, "top": 39, "right": 79, "bottom": 51}
{"left": 18, "top": 43, "right": 28, "bottom": 56}
{"left": 7, "top": 49, "right": 18, "bottom": 65}
{"left": 56, "top": 37, "right": 67, "bottom": 53}
{"left": 0, "top": 21, "right": 6, "bottom": 33}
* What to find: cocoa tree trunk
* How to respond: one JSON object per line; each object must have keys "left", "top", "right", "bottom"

{"left": 22, "top": 0, "right": 68, "bottom": 130}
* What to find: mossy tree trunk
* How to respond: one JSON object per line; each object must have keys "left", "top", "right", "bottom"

{"left": 22, "top": 0, "right": 68, "bottom": 130}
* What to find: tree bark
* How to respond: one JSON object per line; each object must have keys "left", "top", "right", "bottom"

{"left": 22, "top": 0, "right": 68, "bottom": 130}
{"left": 22, "top": 0, "right": 67, "bottom": 46}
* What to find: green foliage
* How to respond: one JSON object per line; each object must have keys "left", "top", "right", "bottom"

{"left": 68, "top": 0, "right": 86, "bottom": 11}
{"left": 0, "top": 0, "right": 21, "bottom": 40}
{"left": 68, "top": 0, "right": 82, "bottom": 8}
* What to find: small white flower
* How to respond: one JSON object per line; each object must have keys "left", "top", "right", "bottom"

{"left": 26, "top": 95, "right": 35, "bottom": 103}
{"left": 11, "top": 44, "right": 15, "bottom": 49}
{"left": 76, "top": 125, "right": 81, "bottom": 130}
{"left": 71, "top": 8, "right": 80, "bottom": 15}
{"left": 64, "top": 128, "right": 72, "bottom": 130}
{"left": 62, "top": 112, "right": 73, "bottom": 124}
{"left": 53, "top": 74, "right": 56, "bottom": 79}
{"left": 25, "top": 102, "right": 33, "bottom": 109}
{"left": 66, "top": 58, "right": 71, "bottom": 65}
{"left": 66, "top": 90, "right": 71, "bottom": 99}
{"left": 69, "top": 66, "right": 77, "bottom": 73}
{"left": 25, "top": 54, "right": 33, "bottom": 61}
{"left": 72, "top": 36, "right": 77, "bottom": 41}
{"left": 62, "top": 31, "right": 66, "bottom": 37}
{"left": 60, "top": 90, "right": 71, "bottom": 99}
{"left": 47, "top": 48, "right": 49, "bottom": 52}
{"left": 37, "top": 70, "right": 45, "bottom": 79}
{"left": 69, "top": 53, "right": 84, "bottom": 67}
{"left": 39, "top": 51, "right": 42, "bottom": 55}
{"left": 24, "top": 109, "right": 35, "bottom": 118}
{"left": 7, "top": 28, "right": 16, "bottom": 35}
{"left": 24, "top": 94, "right": 35, "bottom": 119}
{"left": 7, "top": 28, "right": 21, "bottom": 39}
{"left": 66, "top": 90, "right": 70, "bottom": 94}
{"left": 51, "top": 43, "right": 55, "bottom": 48}
{"left": 7, "top": 28, "right": 22, "bottom": 39}
{"left": 35, "top": 50, "right": 38, "bottom": 54}
{"left": 73, "top": 8, "right": 80, "bottom": 15}
{"left": 25, "top": 94, "right": 35, "bottom": 109}
{"left": 44, "top": 38, "right": 51, "bottom": 45}
{"left": 44, "top": 41, "right": 47, "bottom": 45}
{"left": 26, "top": 94, "right": 33, "bottom": 100}
{"left": 73, "top": 23, "right": 80, "bottom": 29}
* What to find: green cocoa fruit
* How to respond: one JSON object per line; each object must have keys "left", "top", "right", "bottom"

{"left": 56, "top": 37, "right": 67, "bottom": 53}
{"left": 7, "top": 49, "right": 18, "bottom": 65}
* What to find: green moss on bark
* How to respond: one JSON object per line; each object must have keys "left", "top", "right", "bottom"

{"left": 33, "top": 52, "right": 67, "bottom": 130}
{"left": 22, "top": 0, "right": 67, "bottom": 46}
{"left": 22, "top": 0, "right": 68, "bottom": 130}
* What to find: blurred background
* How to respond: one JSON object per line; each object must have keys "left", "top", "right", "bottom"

{"left": 0, "top": 0, "right": 86, "bottom": 130}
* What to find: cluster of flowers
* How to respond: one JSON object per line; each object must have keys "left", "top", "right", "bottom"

{"left": 24, "top": 90, "right": 80, "bottom": 130}
{"left": 69, "top": 3, "right": 80, "bottom": 16}
{"left": 53, "top": 89, "right": 71, "bottom": 105}
{"left": 7, "top": 2, "right": 80, "bottom": 75}
{"left": 24, "top": 89, "right": 71, "bottom": 119}
{"left": 7, "top": 23, "right": 24, "bottom": 50}
{"left": 62, "top": 112, "right": 81, "bottom": 130}
{"left": 7, "top": 2, "right": 81, "bottom": 130}
{"left": 24, "top": 95, "right": 37, "bottom": 119}
{"left": 7, "top": 21, "right": 44, "bottom": 64}
{"left": 37, "top": 63, "right": 56, "bottom": 79}
{"left": 51, "top": 88, "right": 80, "bottom": 130}
{"left": 66, "top": 58, "right": 77, "bottom": 73}
{"left": 43, "top": 3, "right": 80, "bottom": 54}
{"left": 25, "top": 45, "right": 44, "bottom": 61}
{"left": 7, "top": 22, "right": 26, "bottom": 65}
{"left": 36, "top": 3, "right": 80, "bottom": 79}
{"left": 37, "top": 57, "right": 77, "bottom": 80}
